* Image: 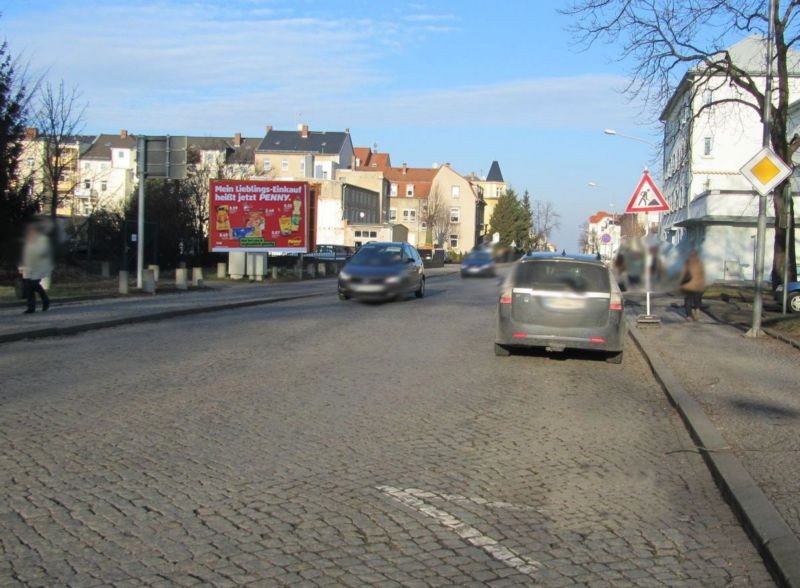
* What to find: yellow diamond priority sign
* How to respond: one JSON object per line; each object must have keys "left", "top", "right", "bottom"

{"left": 740, "top": 147, "right": 792, "bottom": 196}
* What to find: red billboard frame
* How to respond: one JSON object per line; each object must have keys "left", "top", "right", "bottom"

{"left": 209, "top": 180, "right": 309, "bottom": 253}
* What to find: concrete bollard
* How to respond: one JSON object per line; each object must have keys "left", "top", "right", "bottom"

{"left": 217, "top": 262, "right": 226, "bottom": 279}
{"left": 228, "top": 252, "right": 245, "bottom": 279}
{"left": 119, "top": 271, "right": 129, "bottom": 294}
{"left": 318, "top": 263, "right": 326, "bottom": 278}
{"left": 175, "top": 268, "right": 188, "bottom": 290}
{"left": 272, "top": 266, "right": 279, "bottom": 280}
{"left": 192, "top": 267, "right": 204, "bottom": 287}
{"left": 147, "top": 264, "right": 160, "bottom": 282}
{"left": 142, "top": 269, "right": 156, "bottom": 294}
{"left": 101, "top": 261, "right": 111, "bottom": 278}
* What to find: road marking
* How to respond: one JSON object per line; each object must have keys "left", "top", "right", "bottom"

{"left": 377, "top": 485, "right": 541, "bottom": 578}
{"left": 402, "top": 488, "right": 543, "bottom": 513}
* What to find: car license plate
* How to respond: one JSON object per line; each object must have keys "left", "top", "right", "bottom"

{"left": 352, "top": 284, "right": 384, "bottom": 293}
{"left": 469, "top": 267, "right": 481, "bottom": 273}
{"left": 544, "top": 297, "right": 586, "bottom": 310}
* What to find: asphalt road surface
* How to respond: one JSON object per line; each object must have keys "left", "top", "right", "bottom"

{"left": 0, "top": 272, "right": 772, "bottom": 586}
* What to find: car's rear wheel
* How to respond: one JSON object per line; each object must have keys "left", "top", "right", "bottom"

{"left": 789, "top": 292, "right": 800, "bottom": 313}
{"left": 494, "top": 343, "right": 511, "bottom": 357}
{"left": 415, "top": 277, "right": 426, "bottom": 298}
{"left": 338, "top": 292, "right": 350, "bottom": 301}
{"left": 605, "top": 351, "right": 623, "bottom": 364}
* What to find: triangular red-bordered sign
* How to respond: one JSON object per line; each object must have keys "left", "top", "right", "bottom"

{"left": 625, "top": 170, "right": 669, "bottom": 213}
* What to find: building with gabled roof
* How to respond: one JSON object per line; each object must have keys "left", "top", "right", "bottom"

{"left": 254, "top": 123, "right": 354, "bottom": 180}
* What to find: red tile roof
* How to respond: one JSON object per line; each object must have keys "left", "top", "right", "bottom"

{"left": 384, "top": 166, "right": 438, "bottom": 198}
{"left": 354, "top": 146, "right": 392, "bottom": 170}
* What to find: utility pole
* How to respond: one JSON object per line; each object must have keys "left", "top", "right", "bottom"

{"left": 136, "top": 136, "right": 147, "bottom": 289}
{"left": 746, "top": 0, "right": 777, "bottom": 337}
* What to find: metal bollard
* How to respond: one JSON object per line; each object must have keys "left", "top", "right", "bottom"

{"left": 119, "top": 271, "right": 129, "bottom": 294}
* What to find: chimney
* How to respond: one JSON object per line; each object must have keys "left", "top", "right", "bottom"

{"left": 266, "top": 125, "right": 273, "bottom": 133}
{"left": 345, "top": 127, "right": 350, "bottom": 133}
{"left": 233, "top": 132, "right": 242, "bottom": 147}
{"left": 402, "top": 162, "right": 407, "bottom": 175}
{"left": 25, "top": 127, "right": 38, "bottom": 140}
{"left": 120, "top": 129, "right": 128, "bottom": 139}
{"left": 299, "top": 124, "right": 309, "bottom": 139}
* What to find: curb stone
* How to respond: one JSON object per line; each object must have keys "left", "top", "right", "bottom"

{"left": 0, "top": 271, "right": 459, "bottom": 346}
{"left": 627, "top": 319, "right": 800, "bottom": 588}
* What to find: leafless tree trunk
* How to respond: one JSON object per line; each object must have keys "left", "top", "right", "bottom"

{"left": 32, "top": 80, "right": 86, "bottom": 223}
{"left": 532, "top": 200, "right": 561, "bottom": 250}
{"left": 564, "top": 0, "right": 798, "bottom": 285}
{"left": 422, "top": 186, "right": 452, "bottom": 248}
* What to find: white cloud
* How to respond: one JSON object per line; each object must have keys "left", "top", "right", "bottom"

{"left": 4, "top": 2, "right": 637, "bottom": 136}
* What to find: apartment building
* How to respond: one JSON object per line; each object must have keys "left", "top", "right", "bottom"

{"left": 77, "top": 130, "right": 137, "bottom": 214}
{"left": 254, "top": 124, "right": 353, "bottom": 180}
{"left": 660, "top": 36, "right": 800, "bottom": 280}
{"left": 467, "top": 160, "right": 505, "bottom": 240}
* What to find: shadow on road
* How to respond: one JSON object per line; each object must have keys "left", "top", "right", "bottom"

{"left": 728, "top": 397, "right": 800, "bottom": 420}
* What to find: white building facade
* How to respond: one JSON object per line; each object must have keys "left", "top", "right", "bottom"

{"left": 660, "top": 37, "right": 800, "bottom": 281}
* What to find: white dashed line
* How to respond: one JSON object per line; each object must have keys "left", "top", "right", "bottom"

{"left": 377, "top": 485, "right": 541, "bottom": 578}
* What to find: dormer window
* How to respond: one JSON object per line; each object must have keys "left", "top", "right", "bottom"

{"left": 406, "top": 184, "right": 414, "bottom": 197}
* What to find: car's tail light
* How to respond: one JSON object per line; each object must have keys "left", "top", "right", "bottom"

{"left": 590, "top": 336, "right": 607, "bottom": 344}
{"left": 512, "top": 332, "right": 527, "bottom": 339}
{"left": 609, "top": 291, "right": 623, "bottom": 311}
{"left": 500, "top": 287, "right": 512, "bottom": 305}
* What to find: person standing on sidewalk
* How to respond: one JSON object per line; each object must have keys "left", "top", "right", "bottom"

{"left": 18, "top": 223, "right": 53, "bottom": 314}
{"left": 679, "top": 249, "right": 705, "bottom": 321}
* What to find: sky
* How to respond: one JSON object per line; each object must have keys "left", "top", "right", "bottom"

{"left": 2, "top": 0, "right": 663, "bottom": 248}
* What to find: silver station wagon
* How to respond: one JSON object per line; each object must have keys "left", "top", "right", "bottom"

{"left": 495, "top": 253, "right": 626, "bottom": 363}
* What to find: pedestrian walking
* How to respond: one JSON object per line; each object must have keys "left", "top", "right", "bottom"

{"left": 19, "top": 222, "right": 53, "bottom": 314}
{"left": 678, "top": 249, "right": 705, "bottom": 321}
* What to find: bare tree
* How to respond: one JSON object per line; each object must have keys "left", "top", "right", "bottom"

{"left": 564, "top": 0, "right": 798, "bottom": 285}
{"left": 531, "top": 200, "right": 561, "bottom": 250}
{"left": 32, "top": 80, "right": 86, "bottom": 223}
{"left": 421, "top": 186, "right": 453, "bottom": 248}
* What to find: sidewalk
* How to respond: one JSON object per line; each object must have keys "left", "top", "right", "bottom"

{"left": 626, "top": 295, "right": 800, "bottom": 578}
{"left": 0, "top": 267, "right": 459, "bottom": 344}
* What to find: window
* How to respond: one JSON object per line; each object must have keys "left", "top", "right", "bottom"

{"left": 264, "top": 159, "right": 271, "bottom": 171}
{"left": 83, "top": 179, "right": 91, "bottom": 190}
{"left": 204, "top": 152, "right": 215, "bottom": 164}
{"left": 450, "top": 207, "right": 460, "bottom": 223}
{"left": 390, "top": 183, "right": 398, "bottom": 197}
{"left": 100, "top": 162, "right": 109, "bottom": 170}
{"left": 403, "top": 209, "right": 416, "bottom": 222}
{"left": 421, "top": 220, "right": 427, "bottom": 229}
{"left": 449, "top": 234, "right": 459, "bottom": 248}
{"left": 27, "top": 157, "right": 35, "bottom": 168}
{"left": 355, "top": 230, "right": 362, "bottom": 237}
{"left": 451, "top": 185, "right": 460, "bottom": 198}
{"left": 281, "top": 159, "right": 289, "bottom": 171}
{"left": 299, "top": 159, "right": 305, "bottom": 174}
{"left": 117, "top": 151, "right": 125, "bottom": 159}
{"left": 703, "top": 137, "right": 712, "bottom": 156}
{"left": 101, "top": 180, "right": 107, "bottom": 192}
{"left": 406, "top": 184, "right": 414, "bottom": 197}
{"left": 389, "top": 208, "right": 397, "bottom": 222}
{"left": 369, "top": 231, "right": 377, "bottom": 238}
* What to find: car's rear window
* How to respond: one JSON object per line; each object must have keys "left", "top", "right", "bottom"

{"left": 513, "top": 260, "right": 609, "bottom": 292}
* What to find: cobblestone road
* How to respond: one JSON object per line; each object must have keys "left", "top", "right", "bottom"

{"left": 0, "top": 273, "right": 772, "bottom": 586}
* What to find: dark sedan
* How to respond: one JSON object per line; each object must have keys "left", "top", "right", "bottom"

{"left": 338, "top": 242, "right": 426, "bottom": 301}
{"left": 460, "top": 250, "right": 495, "bottom": 277}
{"left": 495, "top": 253, "right": 625, "bottom": 363}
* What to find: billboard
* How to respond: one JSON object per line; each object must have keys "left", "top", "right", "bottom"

{"left": 209, "top": 180, "right": 309, "bottom": 253}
